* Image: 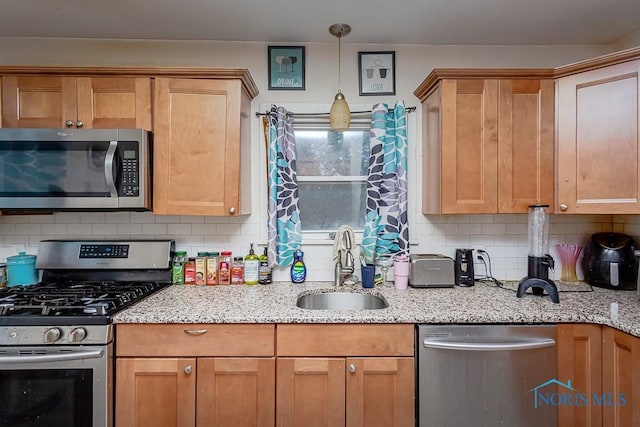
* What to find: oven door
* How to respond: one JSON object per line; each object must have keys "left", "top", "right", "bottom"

{"left": 0, "top": 344, "right": 112, "bottom": 427}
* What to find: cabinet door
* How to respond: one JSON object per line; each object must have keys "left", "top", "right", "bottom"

{"left": 602, "top": 327, "right": 640, "bottom": 427}
{"left": 557, "top": 60, "right": 640, "bottom": 213}
{"left": 1, "top": 75, "right": 76, "bottom": 127}
{"left": 498, "top": 79, "right": 554, "bottom": 213}
{"left": 153, "top": 78, "right": 243, "bottom": 216}
{"left": 440, "top": 79, "right": 498, "bottom": 213}
{"left": 197, "top": 358, "right": 275, "bottom": 427}
{"left": 345, "top": 357, "right": 414, "bottom": 427}
{"left": 76, "top": 77, "right": 151, "bottom": 129}
{"left": 116, "top": 357, "right": 196, "bottom": 427}
{"left": 557, "top": 324, "right": 603, "bottom": 427}
{"left": 276, "top": 358, "right": 346, "bottom": 427}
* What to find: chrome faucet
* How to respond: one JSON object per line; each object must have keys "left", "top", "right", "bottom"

{"left": 333, "top": 225, "right": 355, "bottom": 286}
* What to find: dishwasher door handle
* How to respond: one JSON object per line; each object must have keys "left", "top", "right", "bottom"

{"left": 423, "top": 337, "right": 556, "bottom": 351}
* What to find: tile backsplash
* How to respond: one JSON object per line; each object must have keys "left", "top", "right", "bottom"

{"left": 1, "top": 211, "right": 633, "bottom": 282}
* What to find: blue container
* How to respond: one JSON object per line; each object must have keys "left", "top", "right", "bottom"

{"left": 7, "top": 251, "right": 38, "bottom": 286}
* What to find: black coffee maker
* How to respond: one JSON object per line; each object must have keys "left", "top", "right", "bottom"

{"left": 517, "top": 205, "right": 559, "bottom": 303}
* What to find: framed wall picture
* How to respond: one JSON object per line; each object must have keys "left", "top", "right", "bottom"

{"left": 268, "top": 46, "right": 305, "bottom": 90}
{"left": 358, "top": 51, "right": 396, "bottom": 96}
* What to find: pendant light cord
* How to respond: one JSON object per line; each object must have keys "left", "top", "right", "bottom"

{"left": 337, "top": 31, "right": 342, "bottom": 93}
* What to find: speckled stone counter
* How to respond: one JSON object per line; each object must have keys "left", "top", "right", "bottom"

{"left": 113, "top": 281, "right": 640, "bottom": 337}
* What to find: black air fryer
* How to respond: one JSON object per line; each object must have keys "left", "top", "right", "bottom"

{"left": 583, "top": 232, "right": 639, "bottom": 290}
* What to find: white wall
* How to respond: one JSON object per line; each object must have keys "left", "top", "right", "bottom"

{"left": 0, "top": 37, "right": 627, "bottom": 281}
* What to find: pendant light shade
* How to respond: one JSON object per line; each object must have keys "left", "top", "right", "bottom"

{"left": 329, "top": 24, "right": 351, "bottom": 131}
{"left": 330, "top": 92, "right": 350, "bottom": 130}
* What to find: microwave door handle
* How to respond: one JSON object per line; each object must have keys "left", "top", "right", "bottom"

{"left": 104, "top": 140, "right": 118, "bottom": 197}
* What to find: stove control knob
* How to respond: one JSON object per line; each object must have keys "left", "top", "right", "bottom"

{"left": 70, "top": 327, "right": 87, "bottom": 343}
{"left": 44, "top": 327, "right": 62, "bottom": 343}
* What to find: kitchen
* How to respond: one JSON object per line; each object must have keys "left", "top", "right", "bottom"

{"left": 1, "top": 0, "right": 640, "bottom": 426}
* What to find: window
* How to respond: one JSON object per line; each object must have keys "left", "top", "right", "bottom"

{"left": 294, "top": 125, "right": 370, "bottom": 233}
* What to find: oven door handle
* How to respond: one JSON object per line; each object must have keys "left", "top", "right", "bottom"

{"left": 0, "top": 348, "right": 104, "bottom": 364}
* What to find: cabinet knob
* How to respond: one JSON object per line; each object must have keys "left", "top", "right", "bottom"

{"left": 65, "top": 120, "right": 74, "bottom": 127}
{"left": 228, "top": 207, "right": 236, "bottom": 214}
{"left": 559, "top": 204, "right": 568, "bottom": 212}
{"left": 184, "top": 365, "right": 192, "bottom": 375}
{"left": 348, "top": 364, "right": 356, "bottom": 373}
{"left": 76, "top": 120, "right": 84, "bottom": 128}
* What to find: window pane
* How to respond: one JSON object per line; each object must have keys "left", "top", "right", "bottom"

{"left": 298, "top": 182, "right": 366, "bottom": 231}
{"left": 295, "top": 129, "right": 369, "bottom": 176}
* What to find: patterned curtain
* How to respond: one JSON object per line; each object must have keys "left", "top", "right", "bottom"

{"left": 360, "top": 101, "right": 409, "bottom": 265}
{"left": 266, "top": 105, "right": 302, "bottom": 267}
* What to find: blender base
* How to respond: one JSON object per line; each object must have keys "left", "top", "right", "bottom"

{"left": 516, "top": 277, "right": 559, "bottom": 303}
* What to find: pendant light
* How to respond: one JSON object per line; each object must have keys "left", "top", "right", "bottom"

{"left": 329, "top": 23, "right": 351, "bottom": 131}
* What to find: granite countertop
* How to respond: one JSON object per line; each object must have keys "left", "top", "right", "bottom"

{"left": 113, "top": 280, "right": 640, "bottom": 337}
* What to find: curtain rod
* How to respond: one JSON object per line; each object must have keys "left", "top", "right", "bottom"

{"left": 255, "top": 106, "right": 416, "bottom": 118}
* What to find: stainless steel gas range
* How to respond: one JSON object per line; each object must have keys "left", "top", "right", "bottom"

{"left": 0, "top": 240, "right": 174, "bottom": 427}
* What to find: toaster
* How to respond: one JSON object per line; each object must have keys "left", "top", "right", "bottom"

{"left": 409, "top": 254, "right": 455, "bottom": 288}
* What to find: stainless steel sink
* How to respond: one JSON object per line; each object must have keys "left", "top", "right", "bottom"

{"left": 296, "top": 291, "right": 389, "bottom": 310}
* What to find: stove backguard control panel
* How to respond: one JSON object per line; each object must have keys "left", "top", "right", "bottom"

{"left": 79, "top": 244, "right": 130, "bottom": 258}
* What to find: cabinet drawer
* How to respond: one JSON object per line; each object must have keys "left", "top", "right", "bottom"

{"left": 277, "top": 324, "right": 414, "bottom": 356}
{"left": 116, "top": 324, "right": 275, "bottom": 357}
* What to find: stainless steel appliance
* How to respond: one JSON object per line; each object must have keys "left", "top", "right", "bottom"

{"left": 0, "top": 240, "right": 174, "bottom": 427}
{"left": 583, "top": 232, "right": 638, "bottom": 290}
{"left": 0, "top": 128, "right": 151, "bottom": 211}
{"left": 408, "top": 254, "right": 454, "bottom": 288}
{"left": 416, "top": 324, "right": 557, "bottom": 427}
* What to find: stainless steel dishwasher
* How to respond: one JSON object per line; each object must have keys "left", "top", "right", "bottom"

{"left": 416, "top": 324, "right": 557, "bottom": 427}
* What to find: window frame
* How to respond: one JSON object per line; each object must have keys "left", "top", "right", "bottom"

{"left": 258, "top": 102, "right": 417, "bottom": 246}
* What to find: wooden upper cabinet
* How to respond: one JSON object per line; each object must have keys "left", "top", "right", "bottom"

{"left": 498, "top": 79, "right": 554, "bottom": 212}
{"left": 1, "top": 75, "right": 151, "bottom": 129}
{"left": 417, "top": 73, "right": 554, "bottom": 214}
{"left": 556, "top": 59, "right": 640, "bottom": 214}
{"left": 153, "top": 77, "right": 252, "bottom": 216}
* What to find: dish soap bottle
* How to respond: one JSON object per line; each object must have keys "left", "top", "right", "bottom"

{"left": 290, "top": 249, "right": 307, "bottom": 283}
{"left": 259, "top": 247, "right": 272, "bottom": 285}
{"left": 244, "top": 243, "right": 260, "bottom": 285}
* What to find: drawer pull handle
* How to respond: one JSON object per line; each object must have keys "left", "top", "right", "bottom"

{"left": 184, "top": 329, "right": 208, "bottom": 336}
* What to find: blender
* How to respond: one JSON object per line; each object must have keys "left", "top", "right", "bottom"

{"left": 516, "top": 205, "right": 559, "bottom": 303}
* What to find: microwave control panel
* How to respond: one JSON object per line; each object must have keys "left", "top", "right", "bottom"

{"left": 118, "top": 141, "right": 139, "bottom": 197}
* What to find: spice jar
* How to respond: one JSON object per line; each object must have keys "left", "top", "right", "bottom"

{"left": 218, "top": 251, "right": 232, "bottom": 285}
{"left": 231, "top": 256, "right": 244, "bottom": 285}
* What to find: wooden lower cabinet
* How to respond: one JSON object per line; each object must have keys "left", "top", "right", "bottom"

{"left": 116, "top": 357, "right": 197, "bottom": 427}
{"left": 275, "top": 324, "right": 415, "bottom": 427}
{"left": 276, "top": 357, "right": 414, "bottom": 427}
{"left": 115, "top": 324, "right": 276, "bottom": 427}
{"left": 557, "top": 324, "right": 603, "bottom": 427}
{"left": 558, "top": 324, "right": 640, "bottom": 427}
{"left": 116, "top": 356, "right": 274, "bottom": 427}
{"left": 602, "top": 326, "right": 640, "bottom": 427}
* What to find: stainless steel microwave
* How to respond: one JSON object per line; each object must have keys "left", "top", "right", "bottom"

{"left": 0, "top": 128, "right": 151, "bottom": 211}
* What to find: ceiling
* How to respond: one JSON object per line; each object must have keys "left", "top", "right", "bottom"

{"left": 1, "top": 0, "right": 639, "bottom": 46}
